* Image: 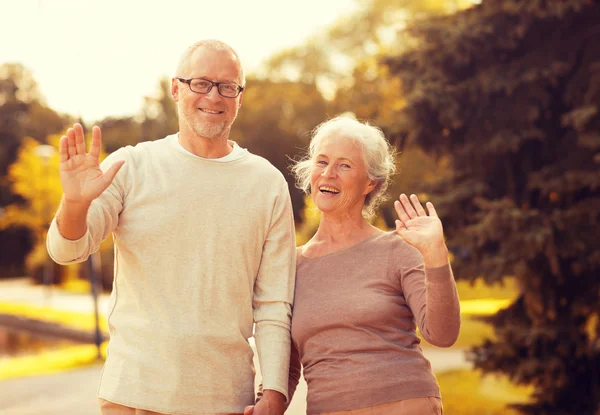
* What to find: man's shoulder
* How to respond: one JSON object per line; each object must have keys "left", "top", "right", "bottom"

{"left": 129, "top": 135, "right": 173, "bottom": 153}
{"left": 112, "top": 135, "right": 174, "bottom": 159}
{"left": 242, "top": 152, "right": 285, "bottom": 180}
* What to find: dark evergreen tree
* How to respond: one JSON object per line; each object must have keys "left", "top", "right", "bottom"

{"left": 384, "top": 1, "right": 600, "bottom": 413}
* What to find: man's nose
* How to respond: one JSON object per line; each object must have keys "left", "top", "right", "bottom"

{"left": 205, "top": 85, "right": 222, "bottom": 100}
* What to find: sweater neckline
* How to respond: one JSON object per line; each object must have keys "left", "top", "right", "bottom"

{"left": 167, "top": 134, "right": 250, "bottom": 164}
{"left": 299, "top": 231, "right": 393, "bottom": 261}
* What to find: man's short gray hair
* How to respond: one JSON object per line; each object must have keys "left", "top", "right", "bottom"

{"left": 292, "top": 115, "right": 397, "bottom": 218}
{"left": 175, "top": 39, "right": 245, "bottom": 86}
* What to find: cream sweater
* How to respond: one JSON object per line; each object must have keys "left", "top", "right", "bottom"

{"left": 47, "top": 135, "right": 296, "bottom": 414}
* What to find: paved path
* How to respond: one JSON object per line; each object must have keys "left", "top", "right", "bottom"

{"left": 0, "top": 364, "right": 102, "bottom": 415}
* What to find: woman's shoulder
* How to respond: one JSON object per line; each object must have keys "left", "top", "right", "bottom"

{"left": 371, "top": 231, "right": 423, "bottom": 268}
{"left": 296, "top": 230, "right": 403, "bottom": 261}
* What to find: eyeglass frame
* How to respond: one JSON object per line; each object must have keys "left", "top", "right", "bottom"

{"left": 176, "top": 77, "right": 244, "bottom": 98}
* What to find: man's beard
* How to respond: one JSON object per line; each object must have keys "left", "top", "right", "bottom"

{"left": 190, "top": 118, "right": 228, "bottom": 139}
{"left": 181, "top": 107, "right": 238, "bottom": 140}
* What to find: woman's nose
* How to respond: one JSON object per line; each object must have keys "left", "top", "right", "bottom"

{"left": 321, "top": 165, "right": 336, "bottom": 178}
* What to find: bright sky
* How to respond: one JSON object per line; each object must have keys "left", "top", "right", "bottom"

{"left": 1, "top": 0, "right": 357, "bottom": 123}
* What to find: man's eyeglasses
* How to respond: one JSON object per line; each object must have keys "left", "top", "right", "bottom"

{"left": 176, "top": 78, "right": 244, "bottom": 98}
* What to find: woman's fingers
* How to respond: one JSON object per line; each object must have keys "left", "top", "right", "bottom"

{"left": 400, "top": 193, "right": 418, "bottom": 219}
{"left": 395, "top": 219, "right": 406, "bottom": 232}
{"left": 410, "top": 194, "right": 427, "bottom": 216}
{"left": 396, "top": 194, "right": 438, "bottom": 229}
{"left": 394, "top": 199, "right": 410, "bottom": 226}
{"left": 426, "top": 201, "right": 438, "bottom": 217}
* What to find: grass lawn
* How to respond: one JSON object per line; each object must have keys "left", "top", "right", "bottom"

{"left": 0, "top": 301, "right": 108, "bottom": 380}
{"left": 446, "top": 277, "right": 518, "bottom": 348}
{"left": 0, "top": 342, "right": 107, "bottom": 380}
{"left": 427, "top": 277, "right": 531, "bottom": 413}
{"left": 438, "top": 369, "right": 532, "bottom": 415}
{"left": 448, "top": 315, "right": 495, "bottom": 349}
{"left": 0, "top": 302, "right": 108, "bottom": 333}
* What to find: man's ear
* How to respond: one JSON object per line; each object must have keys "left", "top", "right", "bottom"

{"left": 171, "top": 78, "right": 180, "bottom": 102}
{"left": 238, "top": 90, "right": 244, "bottom": 109}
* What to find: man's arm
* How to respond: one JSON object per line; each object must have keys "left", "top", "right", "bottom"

{"left": 252, "top": 339, "right": 302, "bottom": 414}
{"left": 55, "top": 197, "right": 90, "bottom": 240}
{"left": 47, "top": 123, "right": 125, "bottom": 264}
{"left": 252, "top": 176, "right": 296, "bottom": 406}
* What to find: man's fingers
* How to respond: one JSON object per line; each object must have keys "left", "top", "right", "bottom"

{"left": 74, "top": 123, "right": 86, "bottom": 155}
{"left": 59, "top": 136, "right": 69, "bottom": 162}
{"left": 102, "top": 160, "right": 125, "bottom": 187}
{"left": 243, "top": 405, "right": 254, "bottom": 415}
{"left": 66, "top": 128, "right": 77, "bottom": 159}
{"left": 89, "top": 126, "right": 102, "bottom": 158}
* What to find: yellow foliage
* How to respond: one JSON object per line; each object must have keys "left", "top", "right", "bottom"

{"left": 61, "top": 278, "right": 92, "bottom": 294}
{"left": 0, "top": 131, "right": 109, "bottom": 278}
{"left": 295, "top": 195, "right": 321, "bottom": 246}
{"left": 460, "top": 298, "right": 512, "bottom": 316}
{"left": 585, "top": 313, "right": 599, "bottom": 343}
{"left": 456, "top": 277, "right": 520, "bottom": 301}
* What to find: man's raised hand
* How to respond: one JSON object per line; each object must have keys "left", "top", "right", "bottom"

{"left": 59, "top": 123, "right": 124, "bottom": 204}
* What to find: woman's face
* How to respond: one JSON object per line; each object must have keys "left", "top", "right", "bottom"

{"left": 310, "top": 133, "right": 376, "bottom": 216}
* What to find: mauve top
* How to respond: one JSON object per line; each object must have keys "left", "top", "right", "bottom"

{"left": 288, "top": 231, "right": 461, "bottom": 414}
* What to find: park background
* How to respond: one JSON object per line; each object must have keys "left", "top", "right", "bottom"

{"left": 0, "top": 0, "right": 598, "bottom": 414}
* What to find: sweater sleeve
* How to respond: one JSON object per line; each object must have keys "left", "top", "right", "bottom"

{"left": 46, "top": 148, "right": 129, "bottom": 265}
{"left": 255, "top": 339, "right": 302, "bottom": 407}
{"left": 287, "top": 339, "right": 302, "bottom": 403}
{"left": 252, "top": 176, "right": 296, "bottom": 401}
{"left": 397, "top": 243, "right": 461, "bottom": 348}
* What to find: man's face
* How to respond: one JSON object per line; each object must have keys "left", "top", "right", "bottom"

{"left": 172, "top": 47, "right": 244, "bottom": 140}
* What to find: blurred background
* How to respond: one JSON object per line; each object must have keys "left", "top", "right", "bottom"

{"left": 1, "top": 0, "right": 599, "bottom": 414}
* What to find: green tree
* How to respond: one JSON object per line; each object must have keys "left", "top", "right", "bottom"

{"left": 138, "top": 77, "right": 178, "bottom": 143}
{"left": 98, "top": 77, "right": 178, "bottom": 152}
{"left": 384, "top": 1, "right": 600, "bottom": 413}
{"left": 0, "top": 64, "right": 69, "bottom": 193}
{"left": 0, "top": 63, "right": 70, "bottom": 276}
{"left": 262, "top": 0, "right": 475, "bottom": 83}
{"left": 0, "top": 132, "right": 113, "bottom": 286}
{"left": 232, "top": 78, "right": 328, "bottom": 221}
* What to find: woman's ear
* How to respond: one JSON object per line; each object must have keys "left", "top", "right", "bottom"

{"left": 364, "top": 179, "right": 377, "bottom": 196}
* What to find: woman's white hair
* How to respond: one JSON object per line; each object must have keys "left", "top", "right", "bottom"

{"left": 175, "top": 39, "right": 245, "bottom": 86}
{"left": 292, "top": 115, "right": 397, "bottom": 217}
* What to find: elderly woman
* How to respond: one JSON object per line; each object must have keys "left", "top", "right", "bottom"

{"left": 249, "top": 116, "right": 460, "bottom": 415}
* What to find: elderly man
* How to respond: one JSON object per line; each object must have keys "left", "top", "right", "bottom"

{"left": 47, "top": 40, "right": 295, "bottom": 415}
